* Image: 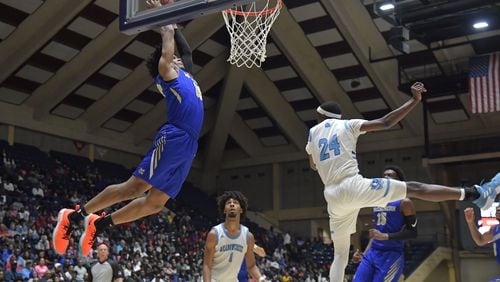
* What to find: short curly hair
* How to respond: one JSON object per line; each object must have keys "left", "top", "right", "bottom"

{"left": 216, "top": 190, "right": 248, "bottom": 218}
{"left": 383, "top": 165, "right": 406, "bottom": 181}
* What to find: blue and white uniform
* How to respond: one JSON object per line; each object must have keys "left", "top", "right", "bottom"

{"left": 353, "top": 200, "right": 406, "bottom": 282}
{"left": 211, "top": 223, "right": 249, "bottom": 282}
{"left": 306, "top": 119, "right": 407, "bottom": 239}
{"left": 133, "top": 69, "right": 203, "bottom": 198}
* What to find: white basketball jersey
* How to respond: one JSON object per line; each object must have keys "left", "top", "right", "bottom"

{"left": 211, "top": 223, "right": 249, "bottom": 282}
{"left": 306, "top": 119, "right": 367, "bottom": 185}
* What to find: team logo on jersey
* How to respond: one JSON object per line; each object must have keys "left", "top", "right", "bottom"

{"left": 371, "top": 178, "right": 383, "bottom": 190}
{"left": 138, "top": 168, "right": 145, "bottom": 175}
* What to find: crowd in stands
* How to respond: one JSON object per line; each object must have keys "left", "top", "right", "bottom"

{"left": 0, "top": 141, "right": 336, "bottom": 281}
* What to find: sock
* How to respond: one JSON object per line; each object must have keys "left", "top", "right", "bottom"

{"left": 94, "top": 214, "right": 114, "bottom": 232}
{"left": 459, "top": 189, "right": 465, "bottom": 200}
{"left": 69, "top": 206, "right": 87, "bottom": 224}
{"left": 463, "top": 186, "right": 480, "bottom": 201}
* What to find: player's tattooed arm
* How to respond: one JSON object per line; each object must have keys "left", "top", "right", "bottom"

{"left": 360, "top": 82, "right": 426, "bottom": 132}
{"left": 145, "top": 0, "right": 178, "bottom": 81}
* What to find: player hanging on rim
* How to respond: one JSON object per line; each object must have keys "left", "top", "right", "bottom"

{"left": 305, "top": 81, "right": 500, "bottom": 282}
{"left": 352, "top": 165, "right": 417, "bottom": 282}
{"left": 203, "top": 191, "right": 266, "bottom": 282}
{"left": 52, "top": 0, "right": 204, "bottom": 257}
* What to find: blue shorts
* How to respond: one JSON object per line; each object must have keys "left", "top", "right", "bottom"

{"left": 353, "top": 248, "right": 404, "bottom": 282}
{"left": 238, "top": 259, "right": 248, "bottom": 281}
{"left": 132, "top": 124, "right": 197, "bottom": 198}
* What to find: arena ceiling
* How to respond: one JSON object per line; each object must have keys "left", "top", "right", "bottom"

{"left": 1, "top": 0, "right": 500, "bottom": 189}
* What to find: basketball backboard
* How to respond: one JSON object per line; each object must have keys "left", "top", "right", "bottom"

{"left": 119, "top": 0, "right": 256, "bottom": 35}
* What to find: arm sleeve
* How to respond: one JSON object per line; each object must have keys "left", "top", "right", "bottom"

{"left": 110, "top": 261, "right": 123, "bottom": 279}
{"left": 388, "top": 215, "right": 418, "bottom": 240}
{"left": 88, "top": 265, "right": 93, "bottom": 281}
{"left": 174, "top": 28, "right": 193, "bottom": 74}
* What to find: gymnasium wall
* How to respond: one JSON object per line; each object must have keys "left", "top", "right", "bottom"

{"left": 357, "top": 146, "right": 430, "bottom": 182}
{"left": 460, "top": 257, "right": 500, "bottom": 281}
{"left": 0, "top": 124, "right": 7, "bottom": 141}
{"left": 217, "top": 164, "right": 274, "bottom": 211}
{"left": 280, "top": 160, "right": 324, "bottom": 209}
{"left": 1, "top": 125, "right": 141, "bottom": 169}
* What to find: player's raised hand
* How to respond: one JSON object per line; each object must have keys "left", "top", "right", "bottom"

{"left": 464, "top": 207, "right": 475, "bottom": 223}
{"left": 146, "top": 0, "right": 162, "bottom": 9}
{"left": 351, "top": 249, "right": 363, "bottom": 263}
{"left": 410, "top": 82, "right": 426, "bottom": 101}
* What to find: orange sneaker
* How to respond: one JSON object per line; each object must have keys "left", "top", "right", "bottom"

{"left": 52, "top": 205, "right": 79, "bottom": 255}
{"left": 79, "top": 212, "right": 105, "bottom": 257}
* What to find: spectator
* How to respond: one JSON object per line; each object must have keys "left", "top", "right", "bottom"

{"left": 20, "top": 260, "right": 34, "bottom": 280}
{"left": 74, "top": 259, "right": 88, "bottom": 282}
{"left": 32, "top": 186, "right": 44, "bottom": 198}
{"left": 35, "top": 235, "right": 50, "bottom": 251}
{"left": 65, "top": 263, "right": 76, "bottom": 280}
{"left": 34, "top": 257, "right": 48, "bottom": 278}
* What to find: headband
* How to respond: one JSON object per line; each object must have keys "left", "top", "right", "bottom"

{"left": 316, "top": 106, "right": 342, "bottom": 119}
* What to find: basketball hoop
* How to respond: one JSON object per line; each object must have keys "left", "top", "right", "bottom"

{"left": 222, "top": 0, "right": 282, "bottom": 68}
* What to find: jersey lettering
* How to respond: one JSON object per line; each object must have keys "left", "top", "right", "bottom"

{"left": 318, "top": 134, "right": 341, "bottom": 161}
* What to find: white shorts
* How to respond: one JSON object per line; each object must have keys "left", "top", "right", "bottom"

{"left": 324, "top": 175, "right": 407, "bottom": 239}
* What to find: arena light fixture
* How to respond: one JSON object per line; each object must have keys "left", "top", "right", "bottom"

{"left": 473, "top": 21, "right": 489, "bottom": 29}
{"left": 379, "top": 3, "right": 395, "bottom": 11}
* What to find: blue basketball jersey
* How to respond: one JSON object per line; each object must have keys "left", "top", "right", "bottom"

{"left": 372, "top": 200, "right": 405, "bottom": 251}
{"left": 492, "top": 225, "right": 500, "bottom": 264}
{"left": 155, "top": 68, "right": 204, "bottom": 138}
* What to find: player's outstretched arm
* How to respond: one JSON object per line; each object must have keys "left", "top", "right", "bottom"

{"left": 360, "top": 82, "right": 426, "bottom": 133}
{"left": 246, "top": 232, "right": 266, "bottom": 281}
{"left": 145, "top": 0, "right": 178, "bottom": 81}
{"left": 464, "top": 207, "right": 494, "bottom": 246}
{"left": 174, "top": 26, "right": 193, "bottom": 74}
{"left": 202, "top": 230, "right": 217, "bottom": 281}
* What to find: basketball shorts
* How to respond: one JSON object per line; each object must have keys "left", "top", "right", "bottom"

{"left": 324, "top": 175, "right": 406, "bottom": 239}
{"left": 353, "top": 248, "right": 404, "bottom": 282}
{"left": 132, "top": 123, "right": 197, "bottom": 198}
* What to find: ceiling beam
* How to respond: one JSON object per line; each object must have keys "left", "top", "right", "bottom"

{"left": 270, "top": 4, "right": 359, "bottom": 118}
{"left": 129, "top": 51, "right": 229, "bottom": 144}
{"left": 321, "top": 0, "right": 423, "bottom": 134}
{"left": 201, "top": 66, "right": 246, "bottom": 192}
{"left": 25, "top": 19, "right": 135, "bottom": 119}
{"left": 82, "top": 13, "right": 225, "bottom": 132}
{"left": 0, "top": 0, "right": 93, "bottom": 83}
{"left": 229, "top": 114, "right": 267, "bottom": 156}
{"left": 245, "top": 68, "right": 308, "bottom": 150}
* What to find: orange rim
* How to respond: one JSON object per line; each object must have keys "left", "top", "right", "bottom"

{"left": 223, "top": 0, "right": 282, "bottom": 16}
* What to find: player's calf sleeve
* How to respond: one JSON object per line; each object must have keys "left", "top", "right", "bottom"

{"left": 69, "top": 206, "right": 88, "bottom": 224}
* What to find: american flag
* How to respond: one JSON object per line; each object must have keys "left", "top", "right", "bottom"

{"left": 469, "top": 52, "right": 500, "bottom": 113}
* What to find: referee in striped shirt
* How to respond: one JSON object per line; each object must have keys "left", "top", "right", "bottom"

{"left": 88, "top": 243, "right": 123, "bottom": 282}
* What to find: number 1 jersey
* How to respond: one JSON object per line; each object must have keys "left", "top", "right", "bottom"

{"left": 211, "top": 223, "right": 249, "bottom": 282}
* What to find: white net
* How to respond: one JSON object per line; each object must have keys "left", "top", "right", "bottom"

{"left": 222, "top": 0, "right": 282, "bottom": 68}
